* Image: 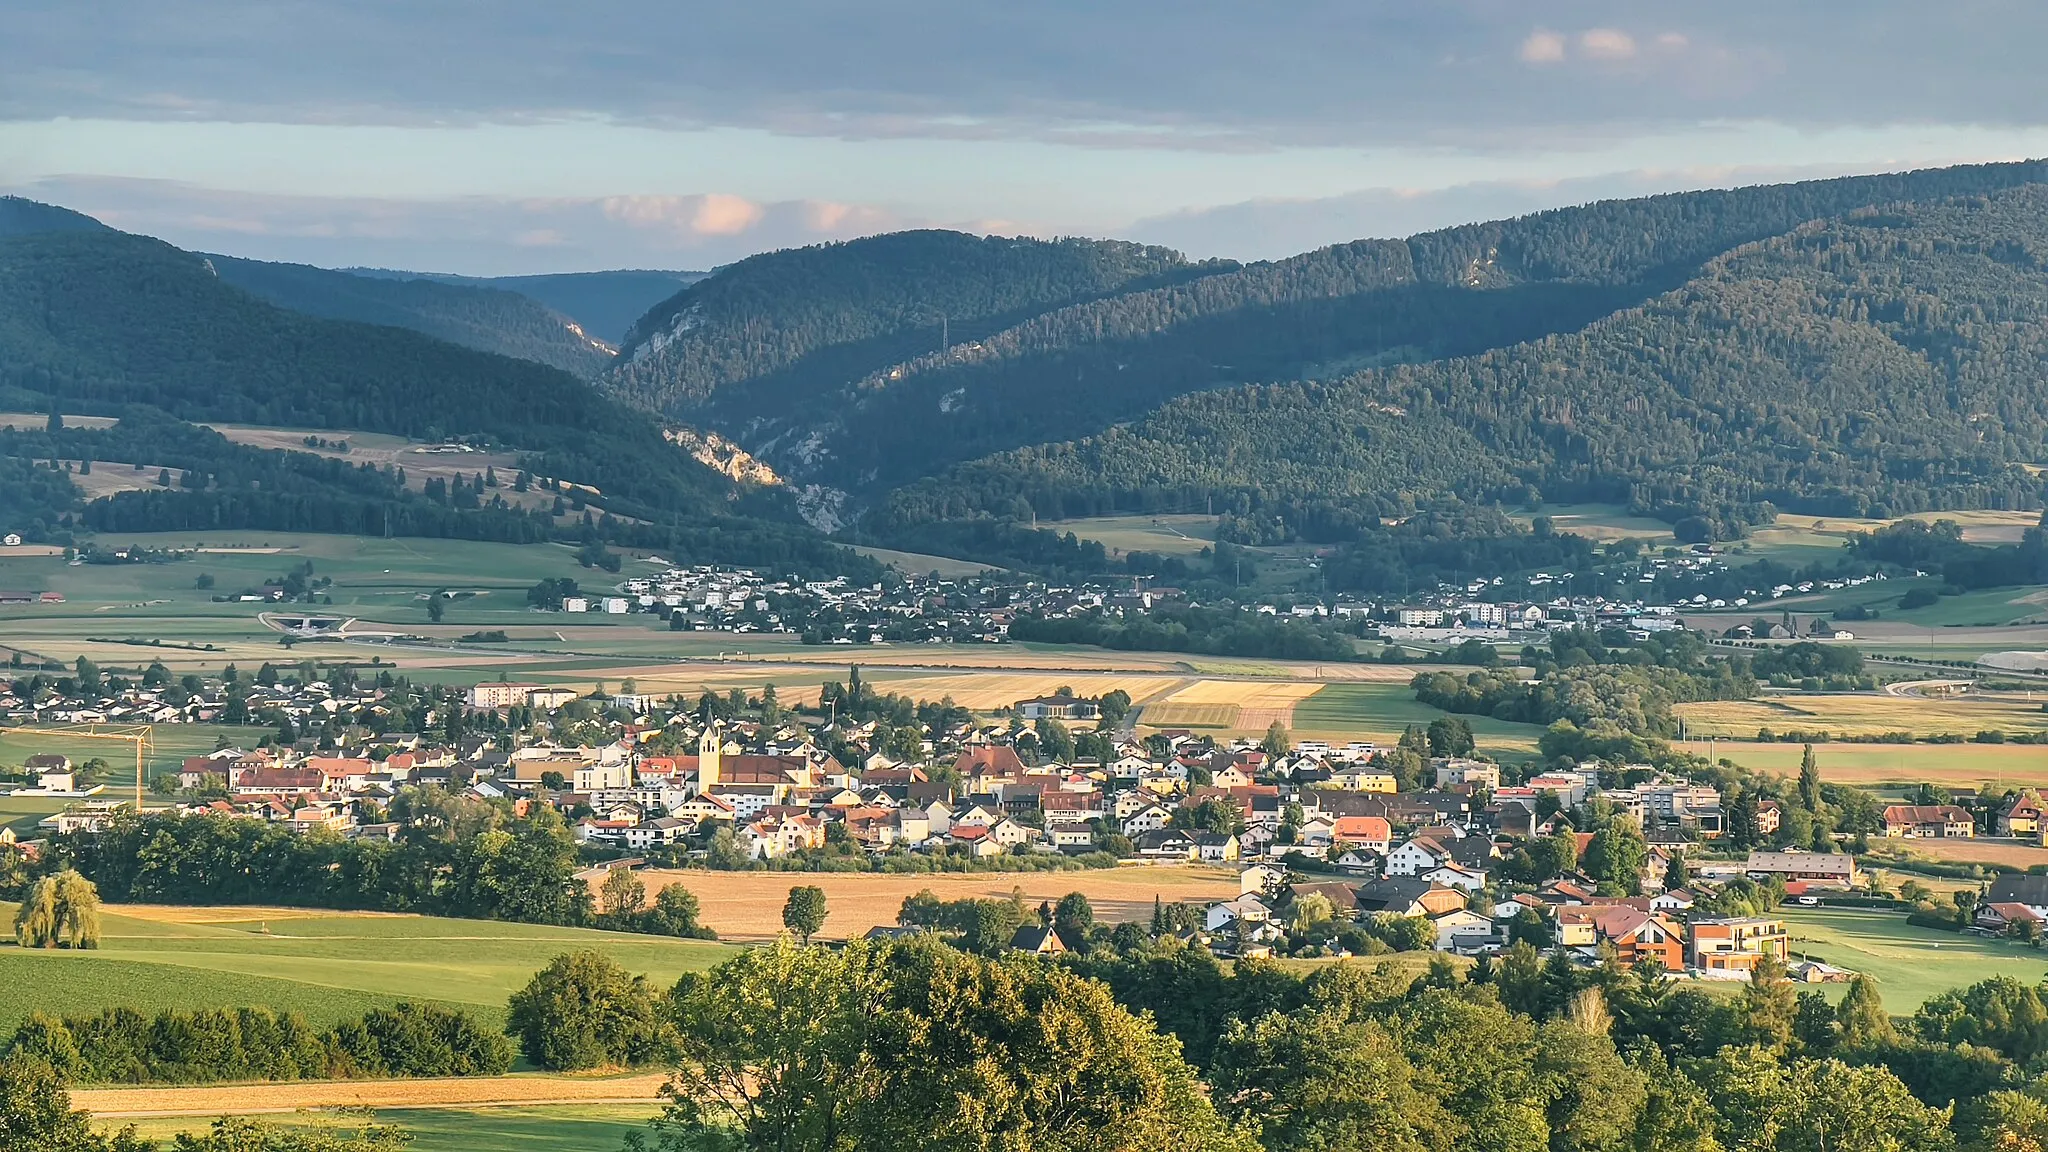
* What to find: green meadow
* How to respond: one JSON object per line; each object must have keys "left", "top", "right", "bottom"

{"left": 1778, "top": 907, "right": 2048, "bottom": 1010}
{"left": 0, "top": 904, "right": 735, "bottom": 1035}
{"left": 1294, "top": 681, "right": 1545, "bottom": 757}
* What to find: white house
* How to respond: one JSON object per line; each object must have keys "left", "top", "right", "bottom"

{"left": 1385, "top": 837, "right": 1452, "bottom": 877}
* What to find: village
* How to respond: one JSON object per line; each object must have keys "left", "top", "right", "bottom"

{"left": 10, "top": 662, "right": 2046, "bottom": 983}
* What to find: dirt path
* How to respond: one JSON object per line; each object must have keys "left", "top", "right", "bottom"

{"left": 73, "top": 1073, "right": 669, "bottom": 1118}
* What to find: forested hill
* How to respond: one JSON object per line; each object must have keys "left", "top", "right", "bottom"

{"left": 0, "top": 196, "right": 111, "bottom": 238}
{"left": 0, "top": 229, "right": 744, "bottom": 522}
{"left": 209, "top": 255, "right": 617, "bottom": 376}
{"left": 347, "top": 268, "right": 706, "bottom": 346}
{"left": 661, "top": 161, "right": 2048, "bottom": 495}
{"left": 603, "top": 230, "right": 1221, "bottom": 417}
{"left": 880, "top": 184, "right": 2048, "bottom": 542}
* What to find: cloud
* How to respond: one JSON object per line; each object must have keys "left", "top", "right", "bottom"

{"left": 1122, "top": 160, "right": 1914, "bottom": 261}
{"left": 1520, "top": 31, "right": 1567, "bottom": 64}
{"left": 1578, "top": 29, "right": 1637, "bottom": 60}
{"left": 0, "top": 176, "right": 922, "bottom": 275}
{"left": 7, "top": 2, "right": 2048, "bottom": 149}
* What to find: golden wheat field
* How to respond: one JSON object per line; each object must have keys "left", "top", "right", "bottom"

{"left": 72, "top": 1073, "right": 669, "bottom": 1118}
{"left": 1149, "top": 679, "right": 1323, "bottom": 730}
{"left": 1674, "top": 693, "right": 2048, "bottom": 739}
{"left": 637, "top": 867, "right": 1240, "bottom": 942}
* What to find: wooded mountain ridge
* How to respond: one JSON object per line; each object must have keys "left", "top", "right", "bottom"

{"left": 581, "top": 161, "right": 2048, "bottom": 563}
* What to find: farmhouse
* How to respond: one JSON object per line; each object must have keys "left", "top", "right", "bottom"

{"left": 1744, "top": 850, "right": 1859, "bottom": 888}
{"left": 1880, "top": 804, "right": 1974, "bottom": 838}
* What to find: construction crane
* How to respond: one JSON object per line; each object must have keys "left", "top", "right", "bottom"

{"left": 0, "top": 723, "right": 153, "bottom": 809}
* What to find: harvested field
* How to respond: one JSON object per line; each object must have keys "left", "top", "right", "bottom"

{"left": 1673, "top": 692, "right": 2048, "bottom": 739}
{"left": 1154, "top": 679, "right": 1323, "bottom": 731}
{"left": 638, "top": 867, "right": 1239, "bottom": 942}
{"left": 851, "top": 673, "right": 1183, "bottom": 712}
{"left": 1681, "top": 740, "right": 2048, "bottom": 789}
{"left": 1867, "top": 837, "right": 2048, "bottom": 870}
{"left": 1140, "top": 702, "right": 1240, "bottom": 729}
{"left": 73, "top": 1073, "right": 668, "bottom": 1118}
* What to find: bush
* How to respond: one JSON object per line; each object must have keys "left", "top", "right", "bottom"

{"left": 1899, "top": 588, "right": 1940, "bottom": 609}
{"left": 505, "top": 951, "right": 669, "bottom": 1071}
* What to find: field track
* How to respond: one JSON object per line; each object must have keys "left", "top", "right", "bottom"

{"left": 74, "top": 1073, "right": 669, "bottom": 1118}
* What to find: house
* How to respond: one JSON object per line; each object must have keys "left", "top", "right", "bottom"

{"left": 1355, "top": 877, "right": 1465, "bottom": 918}
{"left": 1880, "top": 804, "right": 1974, "bottom": 839}
{"left": 1431, "top": 907, "right": 1496, "bottom": 952}
{"left": 1434, "top": 759, "right": 1501, "bottom": 790}
{"left": 1133, "top": 828, "right": 1199, "bottom": 860}
{"left": 1423, "top": 863, "right": 1488, "bottom": 892}
{"left": 2000, "top": 793, "right": 2045, "bottom": 838}
{"left": 1122, "top": 804, "right": 1174, "bottom": 837}
{"left": 1014, "top": 696, "right": 1099, "bottom": 721}
{"left": 1239, "top": 863, "right": 1286, "bottom": 895}
{"left": 1205, "top": 894, "right": 1273, "bottom": 933}
{"left": 1193, "top": 831, "right": 1241, "bottom": 864}
{"left": 1688, "top": 917, "right": 1789, "bottom": 974}
{"left": 1577, "top": 906, "right": 1686, "bottom": 969}
{"left": 1009, "top": 924, "right": 1071, "bottom": 955}
{"left": 1650, "top": 888, "right": 1695, "bottom": 913}
{"left": 1329, "top": 815, "right": 1392, "bottom": 854}
{"left": 1977, "top": 902, "right": 2045, "bottom": 935}
{"left": 1986, "top": 874, "right": 2048, "bottom": 919}
{"left": 1745, "top": 849, "right": 1859, "bottom": 889}
{"left": 1385, "top": 837, "right": 1453, "bottom": 877}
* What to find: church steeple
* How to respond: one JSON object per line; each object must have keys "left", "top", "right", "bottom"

{"left": 697, "top": 725, "right": 722, "bottom": 791}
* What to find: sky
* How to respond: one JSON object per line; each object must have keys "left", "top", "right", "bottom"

{"left": 7, "top": 1, "right": 2048, "bottom": 275}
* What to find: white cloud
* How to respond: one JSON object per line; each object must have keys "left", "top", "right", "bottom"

{"left": 1519, "top": 30, "right": 1567, "bottom": 64}
{"left": 690, "top": 193, "right": 765, "bottom": 235}
{"left": 1578, "top": 29, "right": 1638, "bottom": 60}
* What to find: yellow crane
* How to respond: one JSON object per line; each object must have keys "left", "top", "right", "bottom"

{"left": 0, "top": 723, "right": 153, "bottom": 809}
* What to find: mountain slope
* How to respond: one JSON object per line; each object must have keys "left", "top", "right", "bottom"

{"left": 210, "top": 256, "right": 616, "bottom": 375}
{"left": 604, "top": 230, "right": 1220, "bottom": 419}
{"left": 681, "top": 161, "right": 2048, "bottom": 494}
{"left": 880, "top": 185, "right": 2048, "bottom": 541}
{"left": 0, "top": 229, "right": 732, "bottom": 520}
{"left": 0, "top": 196, "right": 110, "bottom": 238}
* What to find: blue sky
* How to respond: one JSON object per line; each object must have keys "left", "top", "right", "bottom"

{"left": 7, "top": 1, "right": 2048, "bottom": 274}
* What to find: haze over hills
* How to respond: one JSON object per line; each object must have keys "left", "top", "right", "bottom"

{"left": 345, "top": 267, "right": 706, "bottom": 347}
{"left": 208, "top": 255, "right": 618, "bottom": 376}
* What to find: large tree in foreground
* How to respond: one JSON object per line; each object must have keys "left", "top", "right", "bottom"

{"left": 652, "top": 937, "right": 1252, "bottom": 1152}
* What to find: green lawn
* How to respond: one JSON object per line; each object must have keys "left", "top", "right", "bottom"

{"left": 0, "top": 724, "right": 276, "bottom": 781}
{"left": 1294, "top": 681, "right": 1545, "bottom": 756}
{"left": 111, "top": 1105, "right": 662, "bottom": 1152}
{"left": 1777, "top": 907, "right": 2048, "bottom": 1009}
{"left": 0, "top": 904, "right": 735, "bottom": 1034}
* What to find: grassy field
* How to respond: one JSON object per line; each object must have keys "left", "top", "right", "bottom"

{"left": 1865, "top": 837, "right": 2048, "bottom": 870}
{"left": 0, "top": 723, "right": 275, "bottom": 781}
{"left": 639, "top": 866, "right": 1240, "bottom": 942}
{"left": 0, "top": 904, "right": 733, "bottom": 1034}
{"left": 104, "top": 1105, "right": 663, "bottom": 1152}
{"left": 1290, "top": 682, "right": 1545, "bottom": 755}
{"left": 1778, "top": 907, "right": 2048, "bottom": 1009}
{"left": 1040, "top": 514, "right": 1220, "bottom": 558}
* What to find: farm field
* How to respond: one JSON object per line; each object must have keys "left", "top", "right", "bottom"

{"left": 1865, "top": 837, "right": 2048, "bottom": 871}
{"left": 1684, "top": 739, "right": 2048, "bottom": 789}
{"left": 1509, "top": 503, "right": 1676, "bottom": 545}
{"left": 849, "top": 545, "right": 998, "bottom": 579}
{"left": 0, "top": 903, "right": 733, "bottom": 1034}
{"left": 102, "top": 1104, "right": 662, "bottom": 1152}
{"left": 1778, "top": 907, "right": 2045, "bottom": 1009}
{"left": 1290, "top": 682, "right": 1545, "bottom": 755}
{"left": 1142, "top": 679, "right": 1324, "bottom": 731}
{"left": 1673, "top": 691, "right": 2048, "bottom": 740}
{"left": 0, "top": 723, "right": 275, "bottom": 781}
{"left": 1041, "top": 514, "right": 1221, "bottom": 558}
{"left": 638, "top": 866, "right": 1240, "bottom": 942}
